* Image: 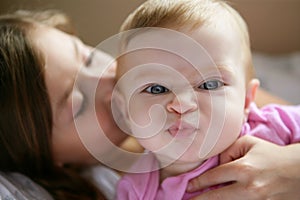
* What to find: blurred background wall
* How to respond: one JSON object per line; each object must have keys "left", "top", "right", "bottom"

{"left": 0, "top": 0, "right": 299, "bottom": 53}
{"left": 0, "top": 0, "right": 144, "bottom": 46}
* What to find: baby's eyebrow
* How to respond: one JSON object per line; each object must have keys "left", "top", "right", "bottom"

{"left": 200, "top": 65, "right": 236, "bottom": 76}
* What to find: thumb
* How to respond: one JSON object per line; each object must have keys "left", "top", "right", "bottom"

{"left": 220, "top": 135, "right": 257, "bottom": 164}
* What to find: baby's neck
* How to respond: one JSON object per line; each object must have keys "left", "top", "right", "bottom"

{"left": 159, "top": 160, "right": 205, "bottom": 182}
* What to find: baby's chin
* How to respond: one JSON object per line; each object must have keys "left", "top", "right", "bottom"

{"left": 158, "top": 156, "right": 207, "bottom": 178}
{"left": 155, "top": 150, "right": 207, "bottom": 166}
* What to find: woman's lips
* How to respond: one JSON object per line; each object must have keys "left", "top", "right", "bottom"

{"left": 168, "top": 120, "right": 196, "bottom": 137}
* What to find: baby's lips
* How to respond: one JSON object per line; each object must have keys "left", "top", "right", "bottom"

{"left": 168, "top": 120, "right": 196, "bottom": 137}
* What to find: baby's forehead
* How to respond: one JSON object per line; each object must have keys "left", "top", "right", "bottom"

{"left": 119, "top": 25, "right": 245, "bottom": 65}
{"left": 117, "top": 47, "right": 240, "bottom": 84}
{"left": 120, "top": 28, "right": 216, "bottom": 63}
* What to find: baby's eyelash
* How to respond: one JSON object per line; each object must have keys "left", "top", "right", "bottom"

{"left": 198, "top": 79, "right": 224, "bottom": 90}
{"left": 147, "top": 85, "right": 169, "bottom": 94}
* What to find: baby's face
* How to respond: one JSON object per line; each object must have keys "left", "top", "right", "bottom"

{"left": 116, "top": 24, "right": 249, "bottom": 165}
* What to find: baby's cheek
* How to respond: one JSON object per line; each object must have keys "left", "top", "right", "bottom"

{"left": 220, "top": 114, "right": 243, "bottom": 147}
{"left": 130, "top": 98, "right": 166, "bottom": 125}
{"left": 207, "top": 111, "right": 243, "bottom": 157}
{"left": 129, "top": 103, "right": 167, "bottom": 141}
{"left": 128, "top": 104, "right": 152, "bottom": 127}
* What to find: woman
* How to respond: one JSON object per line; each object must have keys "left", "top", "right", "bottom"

{"left": 0, "top": 9, "right": 300, "bottom": 200}
{"left": 0, "top": 10, "right": 127, "bottom": 199}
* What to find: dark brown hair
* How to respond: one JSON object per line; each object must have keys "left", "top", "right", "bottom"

{"left": 0, "top": 11, "right": 103, "bottom": 200}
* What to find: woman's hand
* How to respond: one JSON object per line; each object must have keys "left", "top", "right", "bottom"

{"left": 187, "top": 136, "right": 300, "bottom": 200}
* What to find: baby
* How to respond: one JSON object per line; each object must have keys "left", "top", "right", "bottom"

{"left": 113, "top": 0, "right": 300, "bottom": 199}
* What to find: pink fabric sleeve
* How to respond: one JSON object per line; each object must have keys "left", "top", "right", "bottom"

{"left": 247, "top": 103, "right": 300, "bottom": 144}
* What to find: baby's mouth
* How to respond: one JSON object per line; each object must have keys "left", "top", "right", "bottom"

{"left": 168, "top": 120, "right": 196, "bottom": 138}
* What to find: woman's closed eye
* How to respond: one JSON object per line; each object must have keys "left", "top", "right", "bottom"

{"left": 144, "top": 84, "right": 169, "bottom": 94}
{"left": 85, "top": 51, "right": 95, "bottom": 67}
{"left": 72, "top": 90, "right": 86, "bottom": 118}
{"left": 199, "top": 80, "right": 224, "bottom": 90}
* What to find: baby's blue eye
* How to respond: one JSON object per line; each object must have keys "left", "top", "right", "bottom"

{"left": 199, "top": 80, "right": 224, "bottom": 90}
{"left": 145, "top": 84, "right": 169, "bottom": 94}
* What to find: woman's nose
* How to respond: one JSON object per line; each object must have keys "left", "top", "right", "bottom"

{"left": 75, "top": 67, "right": 115, "bottom": 103}
{"left": 166, "top": 92, "right": 197, "bottom": 114}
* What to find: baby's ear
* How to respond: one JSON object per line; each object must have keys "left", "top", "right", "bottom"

{"left": 245, "top": 79, "right": 260, "bottom": 110}
{"left": 111, "top": 89, "right": 131, "bottom": 133}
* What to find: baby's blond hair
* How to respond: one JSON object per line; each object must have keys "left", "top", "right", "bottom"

{"left": 119, "top": 0, "right": 254, "bottom": 82}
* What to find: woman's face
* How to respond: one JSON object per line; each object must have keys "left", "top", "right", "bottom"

{"left": 33, "top": 26, "right": 127, "bottom": 165}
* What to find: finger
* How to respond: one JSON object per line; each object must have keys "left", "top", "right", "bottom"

{"left": 220, "top": 135, "right": 257, "bottom": 164}
{"left": 187, "top": 162, "right": 240, "bottom": 192}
